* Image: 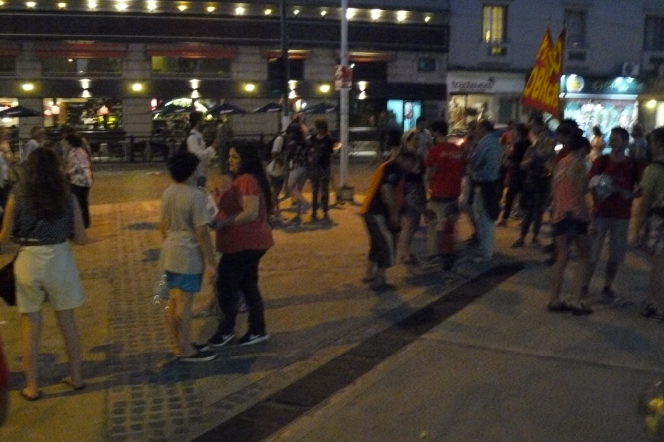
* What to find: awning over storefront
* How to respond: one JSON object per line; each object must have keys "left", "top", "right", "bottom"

{"left": 147, "top": 44, "right": 237, "bottom": 59}
{"left": 36, "top": 42, "right": 127, "bottom": 59}
{"left": 0, "top": 43, "right": 19, "bottom": 57}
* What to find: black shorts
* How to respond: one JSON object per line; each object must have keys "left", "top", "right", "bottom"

{"left": 551, "top": 218, "right": 588, "bottom": 238}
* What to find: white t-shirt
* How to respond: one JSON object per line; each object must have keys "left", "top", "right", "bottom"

{"left": 272, "top": 134, "right": 285, "bottom": 155}
{"left": 159, "top": 183, "right": 210, "bottom": 274}
{"left": 187, "top": 129, "right": 215, "bottom": 179}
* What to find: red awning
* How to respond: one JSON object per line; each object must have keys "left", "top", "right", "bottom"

{"left": 261, "top": 49, "right": 312, "bottom": 61}
{"left": 336, "top": 51, "right": 396, "bottom": 63}
{"left": 147, "top": 44, "right": 237, "bottom": 59}
{"left": 0, "top": 43, "right": 19, "bottom": 57}
{"left": 37, "top": 42, "right": 127, "bottom": 59}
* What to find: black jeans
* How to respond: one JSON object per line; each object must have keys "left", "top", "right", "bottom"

{"left": 70, "top": 184, "right": 90, "bottom": 228}
{"left": 215, "top": 249, "right": 268, "bottom": 335}
{"left": 309, "top": 167, "right": 331, "bottom": 215}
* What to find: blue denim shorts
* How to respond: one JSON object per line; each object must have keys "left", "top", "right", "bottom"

{"left": 165, "top": 271, "right": 203, "bottom": 293}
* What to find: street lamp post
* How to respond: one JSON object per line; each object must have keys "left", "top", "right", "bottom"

{"left": 280, "top": 0, "right": 290, "bottom": 130}
{"left": 339, "top": 0, "right": 353, "bottom": 200}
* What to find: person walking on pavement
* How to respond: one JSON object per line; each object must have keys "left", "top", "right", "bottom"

{"left": 547, "top": 133, "right": 593, "bottom": 315}
{"left": 266, "top": 130, "right": 287, "bottom": 215}
{"left": 208, "top": 143, "right": 274, "bottom": 347}
{"left": 582, "top": 127, "right": 641, "bottom": 304}
{"left": 396, "top": 129, "right": 427, "bottom": 265}
{"left": 512, "top": 118, "right": 555, "bottom": 247}
{"left": 424, "top": 120, "right": 467, "bottom": 270}
{"left": 66, "top": 134, "right": 94, "bottom": 229}
{"left": 633, "top": 127, "right": 664, "bottom": 319}
{"left": 186, "top": 111, "right": 215, "bottom": 188}
{"left": 0, "top": 148, "right": 88, "bottom": 400}
{"left": 285, "top": 114, "right": 310, "bottom": 224}
{"left": 414, "top": 116, "right": 433, "bottom": 160}
{"left": 497, "top": 123, "right": 530, "bottom": 227}
{"left": 305, "top": 118, "right": 336, "bottom": 222}
{"left": 468, "top": 119, "right": 503, "bottom": 263}
{"left": 160, "top": 151, "right": 218, "bottom": 362}
{"left": 360, "top": 151, "right": 417, "bottom": 290}
{"left": 20, "top": 126, "right": 46, "bottom": 164}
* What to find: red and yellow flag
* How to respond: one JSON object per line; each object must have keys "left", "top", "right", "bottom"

{"left": 521, "top": 27, "right": 566, "bottom": 117}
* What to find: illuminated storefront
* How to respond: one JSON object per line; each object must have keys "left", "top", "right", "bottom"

{"left": 447, "top": 71, "right": 526, "bottom": 131}
{"left": 560, "top": 74, "right": 643, "bottom": 139}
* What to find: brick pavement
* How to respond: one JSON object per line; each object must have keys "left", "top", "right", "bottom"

{"left": 0, "top": 185, "right": 515, "bottom": 442}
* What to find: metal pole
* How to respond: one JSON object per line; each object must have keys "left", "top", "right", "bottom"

{"left": 339, "top": 0, "right": 349, "bottom": 187}
{"left": 280, "top": 0, "right": 290, "bottom": 130}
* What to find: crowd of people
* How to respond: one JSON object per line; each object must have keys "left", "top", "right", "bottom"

{"left": 1, "top": 109, "right": 664, "bottom": 423}
{"left": 359, "top": 115, "right": 664, "bottom": 323}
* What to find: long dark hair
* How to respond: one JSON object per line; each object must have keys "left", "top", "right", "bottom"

{"left": 233, "top": 144, "right": 273, "bottom": 213}
{"left": 21, "top": 148, "right": 70, "bottom": 220}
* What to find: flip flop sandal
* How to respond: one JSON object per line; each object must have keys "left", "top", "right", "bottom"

{"left": 62, "top": 376, "right": 87, "bottom": 391}
{"left": 20, "top": 388, "right": 43, "bottom": 401}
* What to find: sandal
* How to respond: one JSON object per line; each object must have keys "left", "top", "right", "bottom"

{"left": 62, "top": 376, "right": 87, "bottom": 391}
{"left": 20, "top": 388, "right": 43, "bottom": 401}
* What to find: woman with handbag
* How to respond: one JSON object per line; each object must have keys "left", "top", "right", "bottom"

{"left": 0, "top": 148, "right": 88, "bottom": 400}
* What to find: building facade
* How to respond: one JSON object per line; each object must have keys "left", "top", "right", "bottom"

{"left": 0, "top": 0, "right": 451, "bottom": 154}
{"left": 448, "top": 0, "right": 664, "bottom": 136}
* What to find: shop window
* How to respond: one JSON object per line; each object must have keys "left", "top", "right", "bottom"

{"left": 41, "top": 58, "right": 122, "bottom": 76}
{"left": 565, "top": 10, "right": 587, "bottom": 47}
{"left": 46, "top": 98, "right": 123, "bottom": 130}
{"left": 349, "top": 62, "right": 388, "bottom": 82}
{"left": 417, "top": 57, "right": 436, "bottom": 73}
{"left": 151, "top": 57, "right": 232, "bottom": 76}
{"left": 267, "top": 59, "right": 304, "bottom": 81}
{"left": 644, "top": 15, "right": 664, "bottom": 51}
{"left": 0, "top": 57, "right": 15, "bottom": 75}
{"left": 482, "top": 5, "right": 507, "bottom": 44}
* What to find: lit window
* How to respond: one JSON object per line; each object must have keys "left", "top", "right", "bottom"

{"left": 178, "top": 4, "right": 186, "bottom": 11}
{"left": 370, "top": 9, "right": 381, "bottom": 20}
{"left": 293, "top": 9, "right": 299, "bottom": 15}
{"left": 244, "top": 83, "right": 255, "bottom": 92}
{"left": 397, "top": 11, "right": 407, "bottom": 22}
{"left": 424, "top": 16, "right": 431, "bottom": 23}
{"left": 346, "top": 8, "right": 355, "bottom": 19}
{"left": 57, "top": 2, "right": 66, "bottom": 8}
{"left": 482, "top": 5, "right": 507, "bottom": 43}
{"left": 131, "top": 83, "right": 143, "bottom": 91}
{"left": 26, "top": 1, "right": 36, "bottom": 7}
{"left": 147, "top": 1, "right": 156, "bottom": 10}
{"left": 320, "top": 10, "right": 327, "bottom": 17}
{"left": 235, "top": 6, "right": 244, "bottom": 15}
{"left": 565, "top": 9, "right": 587, "bottom": 46}
{"left": 207, "top": 6, "right": 215, "bottom": 12}
{"left": 264, "top": 8, "right": 271, "bottom": 15}
{"left": 116, "top": 2, "right": 128, "bottom": 11}
{"left": 88, "top": 0, "right": 97, "bottom": 8}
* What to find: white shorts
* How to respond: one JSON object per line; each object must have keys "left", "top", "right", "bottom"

{"left": 15, "top": 242, "right": 85, "bottom": 313}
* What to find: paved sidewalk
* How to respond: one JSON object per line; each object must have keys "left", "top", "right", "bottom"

{"left": 0, "top": 190, "right": 499, "bottom": 442}
{"left": 0, "top": 187, "right": 658, "bottom": 441}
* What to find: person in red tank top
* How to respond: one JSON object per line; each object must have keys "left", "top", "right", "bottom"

{"left": 424, "top": 120, "right": 467, "bottom": 269}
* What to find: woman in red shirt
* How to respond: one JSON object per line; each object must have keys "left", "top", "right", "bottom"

{"left": 207, "top": 144, "right": 274, "bottom": 347}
